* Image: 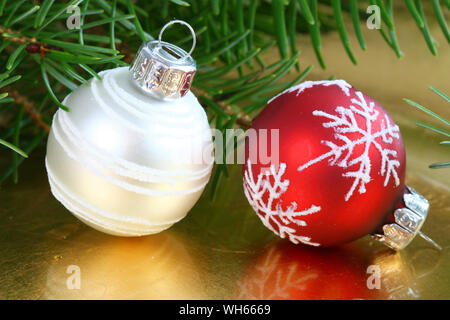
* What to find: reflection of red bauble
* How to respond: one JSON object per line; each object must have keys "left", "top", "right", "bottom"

{"left": 243, "top": 80, "right": 405, "bottom": 247}
{"left": 237, "top": 242, "right": 378, "bottom": 300}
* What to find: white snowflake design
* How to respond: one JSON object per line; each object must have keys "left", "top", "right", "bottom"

{"left": 268, "top": 79, "right": 352, "bottom": 103}
{"left": 297, "top": 90, "right": 401, "bottom": 201}
{"left": 243, "top": 159, "right": 321, "bottom": 246}
{"left": 237, "top": 247, "right": 318, "bottom": 299}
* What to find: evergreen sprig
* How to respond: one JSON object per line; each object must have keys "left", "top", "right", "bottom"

{"left": 404, "top": 86, "right": 450, "bottom": 169}
{"left": 0, "top": 0, "right": 448, "bottom": 192}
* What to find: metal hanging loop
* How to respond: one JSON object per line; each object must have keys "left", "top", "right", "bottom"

{"left": 158, "top": 20, "right": 196, "bottom": 57}
{"left": 130, "top": 20, "right": 197, "bottom": 100}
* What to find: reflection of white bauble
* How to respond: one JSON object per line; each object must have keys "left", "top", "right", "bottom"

{"left": 44, "top": 232, "right": 207, "bottom": 299}
{"left": 46, "top": 67, "right": 213, "bottom": 236}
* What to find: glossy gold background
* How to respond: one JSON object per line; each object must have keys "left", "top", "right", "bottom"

{"left": 0, "top": 2, "right": 449, "bottom": 299}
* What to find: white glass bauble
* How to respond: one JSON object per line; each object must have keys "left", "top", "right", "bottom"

{"left": 46, "top": 67, "right": 213, "bottom": 236}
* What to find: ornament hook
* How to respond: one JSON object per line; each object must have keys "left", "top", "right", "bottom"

{"left": 418, "top": 231, "right": 442, "bottom": 251}
{"left": 158, "top": 20, "right": 196, "bottom": 57}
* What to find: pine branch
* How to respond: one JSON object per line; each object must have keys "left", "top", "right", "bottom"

{"left": 404, "top": 86, "right": 450, "bottom": 169}
{"left": 0, "top": 0, "right": 448, "bottom": 187}
{"left": 8, "top": 90, "right": 50, "bottom": 132}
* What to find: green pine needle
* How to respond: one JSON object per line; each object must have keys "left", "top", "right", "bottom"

{"left": 429, "top": 162, "right": 450, "bottom": 169}
{"left": 308, "top": 0, "right": 326, "bottom": 69}
{"left": 416, "top": 122, "right": 450, "bottom": 137}
{"left": 40, "top": 63, "right": 70, "bottom": 112}
{"left": 0, "top": 75, "right": 22, "bottom": 89}
{"left": 34, "top": 0, "right": 55, "bottom": 28}
{"left": 271, "top": 0, "right": 289, "bottom": 59}
{"left": 0, "top": 138, "right": 28, "bottom": 158}
{"left": 430, "top": 86, "right": 450, "bottom": 102}
{"left": 414, "top": 0, "right": 438, "bottom": 55}
{"left": 405, "top": 0, "right": 424, "bottom": 28}
{"left": 404, "top": 98, "right": 450, "bottom": 126}
{"left": 431, "top": 0, "right": 450, "bottom": 43}
{"left": 0, "top": 0, "right": 6, "bottom": 17}
{"left": 10, "top": 5, "right": 40, "bottom": 26}
{"left": 170, "top": 0, "right": 190, "bottom": 6}
{"left": 6, "top": 44, "right": 26, "bottom": 70}
{"left": 297, "top": 0, "right": 315, "bottom": 25}
{"left": 350, "top": 0, "right": 366, "bottom": 50}
{"left": 332, "top": 0, "right": 357, "bottom": 65}
{"left": 126, "top": 0, "right": 148, "bottom": 42}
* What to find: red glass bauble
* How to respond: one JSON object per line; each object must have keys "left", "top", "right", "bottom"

{"left": 243, "top": 80, "right": 406, "bottom": 247}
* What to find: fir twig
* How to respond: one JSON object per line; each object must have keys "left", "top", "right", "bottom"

{"left": 0, "top": 0, "right": 448, "bottom": 186}
{"left": 8, "top": 90, "right": 50, "bottom": 132}
{"left": 405, "top": 86, "right": 450, "bottom": 169}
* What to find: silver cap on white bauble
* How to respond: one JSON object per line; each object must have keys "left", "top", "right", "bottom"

{"left": 130, "top": 20, "right": 196, "bottom": 100}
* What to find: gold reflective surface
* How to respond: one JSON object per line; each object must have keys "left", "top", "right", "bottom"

{"left": 0, "top": 141, "right": 448, "bottom": 299}
{"left": 0, "top": 3, "right": 449, "bottom": 299}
